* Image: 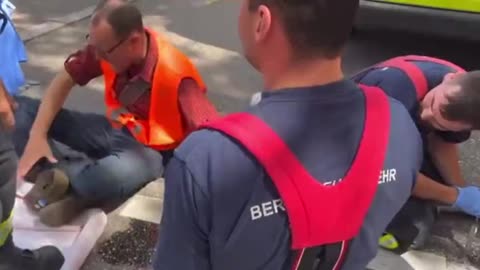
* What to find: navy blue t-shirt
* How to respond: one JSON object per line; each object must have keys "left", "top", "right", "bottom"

{"left": 354, "top": 59, "right": 470, "bottom": 181}
{"left": 153, "top": 80, "right": 422, "bottom": 270}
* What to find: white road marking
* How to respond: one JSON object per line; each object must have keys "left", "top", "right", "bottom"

{"left": 401, "top": 250, "right": 447, "bottom": 270}
{"left": 118, "top": 194, "right": 163, "bottom": 224}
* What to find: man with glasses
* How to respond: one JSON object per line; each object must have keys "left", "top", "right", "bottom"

{"left": 13, "top": 0, "right": 218, "bottom": 227}
{"left": 0, "top": 0, "right": 28, "bottom": 96}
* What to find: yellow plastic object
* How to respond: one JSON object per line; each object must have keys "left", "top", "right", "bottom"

{"left": 378, "top": 232, "right": 400, "bottom": 250}
{"left": 0, "top": 211, "right": 13, "bottom": 247}
{"left": 377, "top": 0, "right": 480, "bottom": 13}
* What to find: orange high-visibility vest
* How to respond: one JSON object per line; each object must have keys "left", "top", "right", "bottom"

{"left": 100, "top": 28, "right": 206, "bottom": 151}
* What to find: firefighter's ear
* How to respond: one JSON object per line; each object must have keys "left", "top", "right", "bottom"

{"left": 445, "top": 73, "right": 454, "bottom": 81}
{"left": 443, "top": 72, "right": 460, "bottom": 82}
{"left": 254, "top": 5, "right": 272, "bottom": 43}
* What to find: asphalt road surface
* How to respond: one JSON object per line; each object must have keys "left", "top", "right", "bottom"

{"left": 16, "top": 0, "right": 480, "bottom": 269}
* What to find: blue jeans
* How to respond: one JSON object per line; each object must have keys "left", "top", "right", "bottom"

{"left": 13, "top": 96, "right": 166, "bottom": 205}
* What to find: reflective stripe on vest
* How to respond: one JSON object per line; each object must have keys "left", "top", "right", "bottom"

{"left": 107, "top": 107, "right": 143, "bottom": 136}
{"left": 0, "top": 211, "right": 13, "bottom": 247}
{"left": 109, "top": 107, "right": 130, "bottom": 123}
{"left": 108, "top": 107, "right": 144, "bottom": 135}
{"left": 200, "top": 84, "right": 390, "bottom": 251}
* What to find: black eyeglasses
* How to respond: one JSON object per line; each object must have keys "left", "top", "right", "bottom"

{"left": 85, "top": 34, "right": 128, "bottom": 56}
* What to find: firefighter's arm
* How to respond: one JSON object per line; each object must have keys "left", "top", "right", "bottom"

{"left": 153, "top": 156, "right": 211, "bottom": 270}
{"left": 414, "top": 173, "right": 480, "bottom": 217}
{"left": 428, "top": 133, "right": 466, "bottom": 187}
{"left": 412, "top": 173, "right": 458, "bottom": 204}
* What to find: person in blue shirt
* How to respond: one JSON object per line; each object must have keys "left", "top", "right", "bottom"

{"left": 0, "top": 3, "right": 28, "bottom": 95}
{"left": 353, "top": 57, "right": 480, "bottom": 251}
{"left": 152, "top": 0, "right": 423, "bottom": 269}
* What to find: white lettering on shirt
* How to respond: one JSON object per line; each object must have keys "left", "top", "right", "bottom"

{"left": 378, "top": 168, "right": 396, "bottom": 184}
{"left": 250, "top": 168, "right": 397, "bottom": 221}
{"left": 250, "top": 199, "right": 285, "bottom": 221}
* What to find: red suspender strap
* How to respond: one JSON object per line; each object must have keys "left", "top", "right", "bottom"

{"left": 401, "top": 55, "right": 466, "bottom": 72}
{"left": 200, "top": 85, "right": 390, "bottom": 249}
{"left": 374, "top": 55, "right": 466, "bottom": 100}
{"left": 375, "top": 56, "right": 429, "bottom": 99}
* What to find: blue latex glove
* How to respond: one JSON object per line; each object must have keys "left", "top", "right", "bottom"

{"left": 453, "top": 186, "right": 480, "bottom": 217}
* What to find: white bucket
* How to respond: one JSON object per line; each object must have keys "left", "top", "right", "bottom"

{"left": 12, "top": 182, "right": 107, "bottom": 270}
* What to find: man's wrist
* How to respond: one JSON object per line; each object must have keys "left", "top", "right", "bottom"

{"left": 29, "top": 127, "right": 48, "bottom": 139}
{"left": 454, "top": 178, "right": 468, "bottom": 188}
{"left": 444, "top": 186, "right": 460, "bottom": 205}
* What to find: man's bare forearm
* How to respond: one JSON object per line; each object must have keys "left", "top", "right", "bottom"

{"left": 413, "top": 173, "right": 458, "bottom": 205}
{"left": 30, "top": 69, "right": 75, "bottom": 137}
{"left": 0, "top": 79, "right": 16, "bottom": 129}
{"left": 0, "top": 79, "right": 12, "bottom": 106}
{"left": 428, "top": 133, "right": 466, "bottom": 187}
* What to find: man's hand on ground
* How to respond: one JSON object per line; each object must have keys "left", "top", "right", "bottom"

{"left": 0, "top": 80, "right": 17, "bottom": 130}
{"left": 453, "top": 186, "right": 480, "bottom": 217}
{"left": 18, "top": 135, "right": 57, "bottom": 178}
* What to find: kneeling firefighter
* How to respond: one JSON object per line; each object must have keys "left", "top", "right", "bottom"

{"left": 0, "top": 7, "right": 65, "bottom": 270}
{"left": 0, "top": 63, "right": 64, "bottom": 270}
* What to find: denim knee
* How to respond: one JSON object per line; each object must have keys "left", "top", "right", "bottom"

{"left": 70, "top": 151, "right": 163, "bottom": 203}
{"left": 13, "top": 96, "right": 40, "bottom": 155}
{"left": 14, "top": 96, "right": 40, "bottom": 121}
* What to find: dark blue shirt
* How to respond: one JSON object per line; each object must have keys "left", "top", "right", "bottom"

{"left": 354, "top": 59, "right": 470, "bottom": 181}
{"left": 153, "top": 80, "right": 422, "bottom": 270}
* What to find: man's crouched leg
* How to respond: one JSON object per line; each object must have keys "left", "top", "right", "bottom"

{"left": 28, "top": 142, "right": 164, "bottom": 227}
{"left": 24, "top": 166, "right": 88, "bottom": 227}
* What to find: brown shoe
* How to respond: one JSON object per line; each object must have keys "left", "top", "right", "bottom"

{"left": 24, "top": 168, "right": 70, "bottom": 212}
{"left": 38, "top": 195, "right": 89, "bottom": 227}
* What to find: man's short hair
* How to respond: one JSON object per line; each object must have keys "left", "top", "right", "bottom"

{"left": 248, "top": 0, "right": 359, "bottom": 59}
{"left": 442, "top": 71, "right": 480, "bottom": 129}
{"left": 94, "top": 0, "right": 144, "bottom": 40}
